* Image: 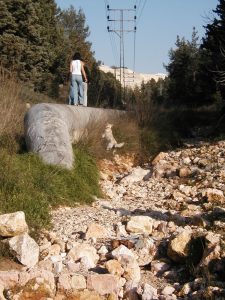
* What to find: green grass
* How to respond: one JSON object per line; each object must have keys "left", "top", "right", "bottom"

{"left": 0, "top": 147, "right": 101, "bottom": 230}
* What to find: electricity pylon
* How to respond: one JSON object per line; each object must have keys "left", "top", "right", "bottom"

{"left": 106, "top": 4, "right": 137, "bottom": 104}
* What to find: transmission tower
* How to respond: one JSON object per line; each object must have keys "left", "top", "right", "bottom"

{"left": 106, "top": 4, "right": 137, "bottom": 104}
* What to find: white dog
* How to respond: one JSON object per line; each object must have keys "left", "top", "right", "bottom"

{"left": 102, "top": 123, "right": 125, "bottom": 150}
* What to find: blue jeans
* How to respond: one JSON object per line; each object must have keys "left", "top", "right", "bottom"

{"left": 83, "top": 82, "right": 88, "bottom": 106}
{"left": 68, "top": 74, "right": 84, "bottom": 105}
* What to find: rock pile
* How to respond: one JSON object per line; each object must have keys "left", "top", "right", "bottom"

{"left": 1, "top": 140, "right": 225, "bottom": 299}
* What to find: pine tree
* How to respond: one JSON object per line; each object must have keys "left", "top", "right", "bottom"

{"left": 0, "top": 0, "right": 62, "bottom": 93}
{"left": 58, "top": 6, "right": 95, "bottom": 70}
{"left": 202, "top": 0, "right": 225, "bottom": 98}
{"left": 33, "top": 0, "right": 63, "bottom": 94}
{"left": 0, "top": 0, "right": 41, "bottom": 79}
{"left": 165, "top": 29, "right": 200, "bottom": 106}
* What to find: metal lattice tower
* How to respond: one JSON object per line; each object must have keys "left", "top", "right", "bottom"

{"left": 106, "top": 4, "right": 137, "bottom": 103}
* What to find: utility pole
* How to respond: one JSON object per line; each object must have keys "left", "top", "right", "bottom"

{"left": 106, "top": 5, "right": 136, "bottom": 106}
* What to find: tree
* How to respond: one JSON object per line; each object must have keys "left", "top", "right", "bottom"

{"left": 202, "top": 0, "right": 225, "bottom": 99}
{"left": 165, "top": 28, "right": 217, "bottom": 107}
{"left": 0, "top": 0, "right": 41, "bottom": 79}
{"left": 165, "top": 29, "right": 199, "bottom": 106}
{"left": 88, "top": 65, "right": 122, "bottom": 108}
{"left": 57, "top": 6, "right": 101, "bottom": 102}
{"left": 0, "top": 1, "right": 123, "bottom": 105}
{"left": 0, "top": 0, "right": 61, "bottom": 94}
{"left": 58, "top": 6, "right": 94, "bottom": 73}
{"left": 33, "top": 0, "right": 64, "bottom": 95}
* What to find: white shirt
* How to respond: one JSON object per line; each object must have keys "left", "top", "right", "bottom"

{"left": 71, "top": 60, "right": 82, "bottom": 75}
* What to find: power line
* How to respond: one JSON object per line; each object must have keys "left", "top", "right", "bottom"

{"left": 135, "top": 0, "right": 142, "bottom": 14}
{"left": 133, "top": 0, "right": 137, "bottom": 75}
{"left": 105, "top": 3, "right": 137, "bottom": 104}
{"left": 104, "top": 0, "right": 118, "bottom": 66}
{"left": 109, "top": 32, "right": 118, "bottom": 66}
{"left": 136, "top": 0, "right": 147, "bottom": 25}
{"left": 104, "top": 0, "right": 109, "bottom": 8}
{"left": 133, "top": 29, "right": 137, "bottom": 74}
{"left": 104, "top": 0, "right": 148, "bottom": 95}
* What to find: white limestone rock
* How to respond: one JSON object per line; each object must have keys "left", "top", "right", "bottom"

{"left": 0, "top": 211, "right": 28, "bottom": 237}
{"left": 139, "top": 283, "right": 158, "bottom": 300}
{"left": 105, "top": 259, "right": 124, "bottom": 277}
{"left": 9, "top": 233, "right": 39, "bottom": 268}
{"left": 126, "top": 216, "right": 154, "bottom": 235}
{"left": 85, "top": 222, "right": 108, "bottom": 240}
{"left": 111, "top": 245, "right": 135, "bottom": 260}
{"left": 67, "top": 243, "right": 99, "bottom": 269}
{"left": 121, "top": 167, "right": 150, "bottom": 184}
{"left": 86, "top": 274, "right": 119, "bottom": 296}
{"left": 57, "top": 274, "right": 72, "bottom": 291}
{"left": 161, "top": 285, "right": 175, "bottom": 296}
{"left": 167, "top": 230, "right": 192, "bottom": 263}
{"left": 0, "top": 271, "right": 19, "bottom": 289}
{"left": 71, "top": 274, "right": 86, "bottom": 290}
{"left": 151, "top": 260, "right": 170, "bottom": 275}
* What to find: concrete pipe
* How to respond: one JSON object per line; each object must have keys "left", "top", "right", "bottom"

{"left": 24, "top": 103, "right": 124, "bottom": 169}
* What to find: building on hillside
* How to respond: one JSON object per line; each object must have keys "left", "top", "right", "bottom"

{"left": 99, "top": 65, "right": 167, "bottom": 89}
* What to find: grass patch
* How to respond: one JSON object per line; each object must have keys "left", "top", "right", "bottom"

{"left": 0, "top": 148, "right": 101, "bottom": 230}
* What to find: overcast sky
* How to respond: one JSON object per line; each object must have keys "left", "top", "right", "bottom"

{"left": 56, "top": 0, "right": 218, "bottom": 74}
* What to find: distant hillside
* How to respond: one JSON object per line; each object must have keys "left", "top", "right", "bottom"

{"left": 99, "top": 65, "right": 166, "bottom": 88}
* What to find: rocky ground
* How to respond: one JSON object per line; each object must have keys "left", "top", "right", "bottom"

{"left": 1, "top": 139, "right": 225, "bottom": 299}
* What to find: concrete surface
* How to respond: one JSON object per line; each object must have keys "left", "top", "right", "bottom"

{"left": 24, "top": 103, "right": 124, "bottom": 169}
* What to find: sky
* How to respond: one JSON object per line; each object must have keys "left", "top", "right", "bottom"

{"left": 55, "top": 0, "right": 218, "bottom": 74}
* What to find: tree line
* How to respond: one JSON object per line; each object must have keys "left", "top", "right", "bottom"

{"left": 0, "top": 0, "right": 122, "bottom": 107}
{"left": 0, "top": 0, "right": 224, "bottom": 111}
{"left": 128, "top": 0, "right": 225, "bottom": 111}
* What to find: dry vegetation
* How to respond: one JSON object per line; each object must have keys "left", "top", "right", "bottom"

{"left": 0, "top": 65, "right": 170, "bottom": 231}
{"left": 73, "top": 112, "right": 140, "bottom": 160}
{"left": 0, "top": 68, "right": 101, "bottom": 230}
{"left": 0, "top": 67, "right": 141, "bottom": 231}
{"left": 0, "top": 66, "right": 25, "bottom": 152}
